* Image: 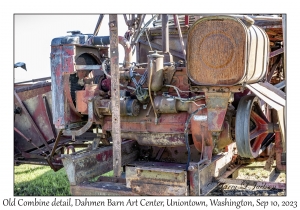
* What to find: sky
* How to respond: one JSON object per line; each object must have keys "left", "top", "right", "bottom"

{"left": 2, "top": 0, "right": 300, "bottom": 207}
{"left": 14, "top": 14, "right": 136, "bottom": 83}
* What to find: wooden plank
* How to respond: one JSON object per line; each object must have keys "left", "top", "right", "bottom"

{"left": 109, "top": 14, "right": 122, "bottom": 177}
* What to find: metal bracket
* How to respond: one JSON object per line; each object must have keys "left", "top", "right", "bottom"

{"left": 63, "top": 99, "right": 94, "bottom": 136}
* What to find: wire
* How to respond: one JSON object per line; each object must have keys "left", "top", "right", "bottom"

{"left": 162, "top": 85, "right": 205, "bottom": 106}
{"left": 162, "top": 93, "right": 205, "bottom": 103}
{"left": 165, "top": 85, "right": 191, "bottom": 93}
{"left": 134, "top": 14, "right": 159, "bottom": 45}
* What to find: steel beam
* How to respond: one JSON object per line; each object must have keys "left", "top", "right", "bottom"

{"left": 188, "top": 143, "right": 236, "bottom": 195}
{"left": 61, "top": 140, "right": 138, "bottom": 185}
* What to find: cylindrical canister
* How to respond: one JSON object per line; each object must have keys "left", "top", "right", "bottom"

{"left": 147, "top": 51, "right": 164, "bottom": 92}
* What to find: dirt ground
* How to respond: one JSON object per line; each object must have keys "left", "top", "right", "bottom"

{"left": 208, "top": 161, "right": 286, "bottom": 196}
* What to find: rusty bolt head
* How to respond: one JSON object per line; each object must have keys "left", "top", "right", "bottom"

{"left": 188, "top": 165, "right": 195, "bottom": 171}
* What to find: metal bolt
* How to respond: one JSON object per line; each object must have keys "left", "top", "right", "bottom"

{"left": 109, "top": 22, "right": 115, "bottom": 27}
{"left": 188, "top": 165, "right": 195, "bottom": 171}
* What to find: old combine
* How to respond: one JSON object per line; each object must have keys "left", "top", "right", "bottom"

{"left": 14, "top": 14, "right": 286, "bottom": 195}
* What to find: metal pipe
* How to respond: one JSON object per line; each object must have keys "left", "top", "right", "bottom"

{"left": 173, "top": 15, "right": 186, "bottom": 61}
{"left": 92, "top": 36, "right": 133, "bottom": 68}
{"left": 118, "top": 36, "right": 133, "bottom": 68}
{"left": 148, "top": 60, "right": 158, "bottom": 124}
{"left": 162, "top": 15, "right": 169, "bottom": 53}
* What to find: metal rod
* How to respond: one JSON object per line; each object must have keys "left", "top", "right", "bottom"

{"left": 14, "top": 76, "right": 51, "bottom": 85}
{"left": 134, "top": 14, "right": 158, "bottom": 45}
{"left": 15, "top": 160, "right": 62, "bottom": 166}
{"left": 93, "top": 14, "right": 104, "bottom": 36}
{"left": 162, "top": 15, "right": 169, "bottom": 53}
{"left": 14, "top": 127, "right": 46, "bottom": 155}
{"left": 269, "top": 48, "right": 284, "bottom": 58}
{"left": 50, "top": 130, "right": 63, "bottom": 157}
{"left": 132, "top": 14, "right": 145, "bottom": 44}
{"left": 123, "top": 14, "right": 129, "bottom": 26}
{"left": 42, "top": 95, "right": 57, "bottom": 137}
{"left": 109, "top": 14, "right": 122, "bottom": 177}
{"left": 267, "top": 55, "right": 282, "bottom": 82}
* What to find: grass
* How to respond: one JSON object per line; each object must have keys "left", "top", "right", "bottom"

{"left": 14, "top": 164, "right": 114, "bottom": 196}
{"left": 14, "top": 164, "right": 71, "bottom": 196}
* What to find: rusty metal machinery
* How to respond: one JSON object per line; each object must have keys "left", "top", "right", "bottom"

{"left": 14, "top": 14, "right": 286, "bottom": 195}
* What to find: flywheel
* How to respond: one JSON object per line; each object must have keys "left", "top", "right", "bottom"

{"left": 235, "top": 94, "right": 275, "bottom": 158}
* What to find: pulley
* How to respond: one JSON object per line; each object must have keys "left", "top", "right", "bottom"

{"left": 235, "top": 95, "right": 275, "bottom": 158}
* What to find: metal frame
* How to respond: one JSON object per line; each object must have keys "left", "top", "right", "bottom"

{"left": 14, "top": 14, "right": 286, "bottom": 196}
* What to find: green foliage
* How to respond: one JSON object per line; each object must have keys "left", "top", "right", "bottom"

{"left": 14, "top": 164, "right": 71, "bottom": 196}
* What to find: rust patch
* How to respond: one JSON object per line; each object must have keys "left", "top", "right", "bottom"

{"left": 187, "top": 16, "right": 246, "bottom": 86}
{"left": 96, "top": 150, "right": 113, "bottom": 162}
